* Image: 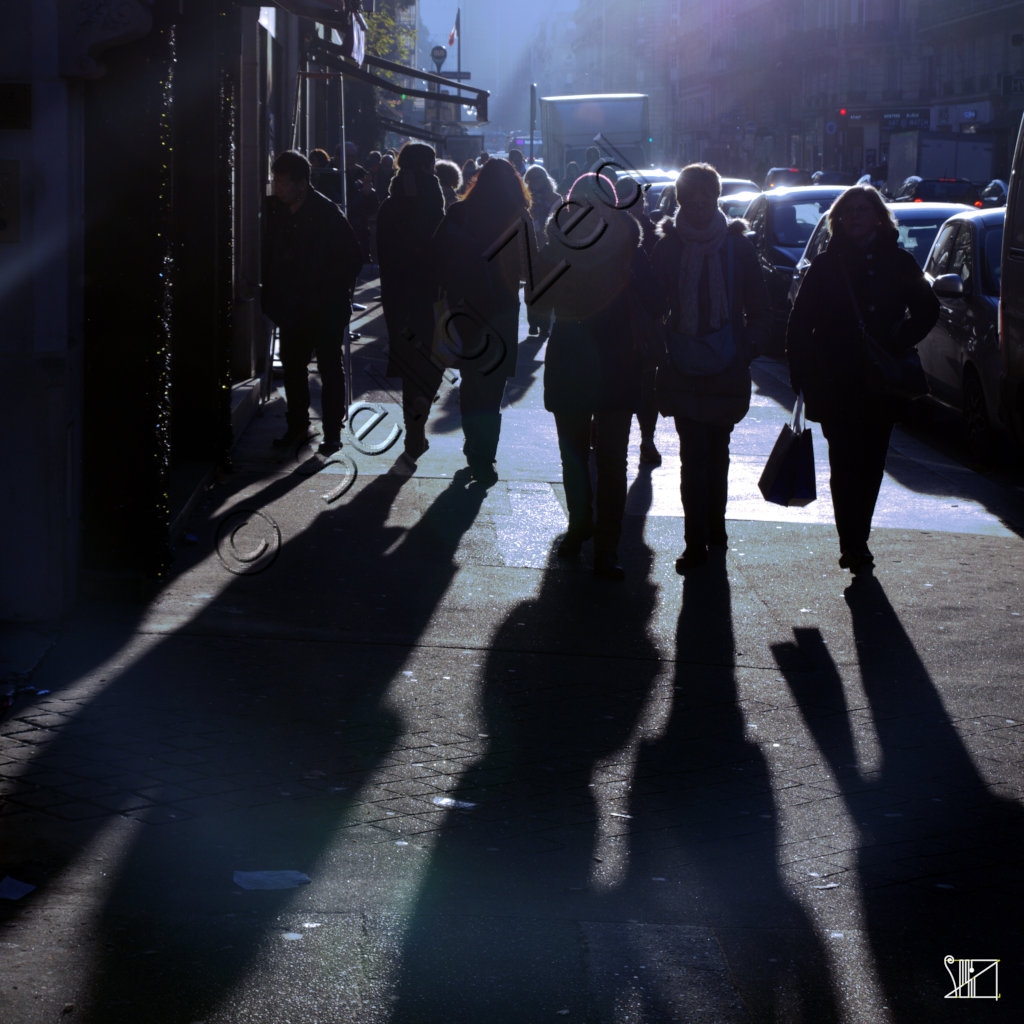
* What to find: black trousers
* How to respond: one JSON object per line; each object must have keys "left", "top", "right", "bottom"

{"left": 279, "top": 324, "right": 346, "bottom": 441}
{"left": 676, "top": 417, "right": 732, "bottom": 549}
{"left": 820, "top": 412, "right": 893, "bottom": 557}
{"left": 637, "top": 367, "right": 658, "bottom": 440}
{"left": 555, "top": 409, "right": 632, "bottom": 556}
{"left": 459, "top": 370, "right": 508, "bottom": 471}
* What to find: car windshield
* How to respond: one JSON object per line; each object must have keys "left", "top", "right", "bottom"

{"left": 982, "top": 225, "right": 1004, "bottom": 295}
{"left": 895, "top": 219, "right": 948, "bottom": 267}
{"left": 772, "top": 199, "right": 836, "bottom": 248}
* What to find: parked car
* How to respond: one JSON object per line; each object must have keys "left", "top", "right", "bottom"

{"left": 720, "top": 176, "right": 760, "bottom": 196}
{"left": 891, "top": 176, "right": 982, "bottom": 207}
{"left": 742, "top": 185, "right": 847, "bottom": 353}
{"left": 764, "top": 166, "right": 813, "bottom": 189}
{"left": 918, "top": 206, "right": 1006, "bottom": 454}
{"left": 787, "top": 202, "right": 965, "bottom": 311}
{"left": 718, "top": 189, "right": 760, "bottom": 219}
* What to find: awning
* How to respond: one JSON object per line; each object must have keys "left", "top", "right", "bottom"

{"left": 306, "top": 34, "right": 489, "bottom": 122}
{"left": 272, "top": 1, "right": 363, "bottom": 33}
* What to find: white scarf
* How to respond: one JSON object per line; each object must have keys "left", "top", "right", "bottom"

{"left": 674, "top": 209, "right": 730, "bottom": 336}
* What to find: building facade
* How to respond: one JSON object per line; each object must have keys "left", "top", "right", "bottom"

{"left": 573, "top": 0, "right": 1024, "bottom": 181}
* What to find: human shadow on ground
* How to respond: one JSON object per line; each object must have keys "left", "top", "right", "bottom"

{"left": 390, "top": 475, "right": 662, "bottom": 1022}
{"left": 611, "top": 556, "right": 842, "bottom": 1023}
{"left": 0, "top": 467, "right": 488, "bottom": 1023}
{"left": 772, "top": 576, "right": 1024, "bottom": 1020}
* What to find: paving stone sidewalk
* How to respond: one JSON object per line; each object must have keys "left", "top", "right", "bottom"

{"left": 1, "top": 284, "right": 1022, "bottom": 1023}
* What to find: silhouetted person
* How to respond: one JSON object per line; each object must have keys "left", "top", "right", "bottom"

{"left": 523, "top": 163, "right": 561, "bottom": 339}
{"left": 434, "top": 158, "right": 462, "bottom": 210}
{"left": 261, "top": 149, "right": 363, "bottom": 455}
{"left": 787, "top": 184, "right": 938, "bottom": 574}
{"left": 533, "top": 172, "right": 659, "bottom": 579}
{"left": 376, "top": 142, "right": 447, "bottom": 468}
{"left": 652, "top": 163, "right": 769, "bottom": 571}
{"left": 433, "top": 158, "right": 534, "bottom": 486}
{"left": 308, "top": 147, "right": 342, "bottom": 204}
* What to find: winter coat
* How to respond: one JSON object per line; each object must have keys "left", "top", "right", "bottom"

{"left": 786, "top": 229, "right": 939, "bottom": 422}
{"left": 534, "top": 208, "right": 661, "bottom": 414}
{"left": 432, "top": 198, "right": 532, "bottom": 379}
{"left": 261, "top": 187, "right": 363, "bottom": 333}
{"left": 375, "top": 174, "right": 445, "bottom": 379}
{"left": 651, "top": 218, "right": 769, "bottom": 426}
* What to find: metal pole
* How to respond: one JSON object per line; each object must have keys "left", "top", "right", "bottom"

{"left": 340, "top": 72, "right": 352, "bottom": 416}
{"left": 530, "top": 82, "right": 536, "bottom": 162}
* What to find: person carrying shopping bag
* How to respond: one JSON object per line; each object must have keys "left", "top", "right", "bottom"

{"left": 786, "top": 184, "right": 938, "bottom": 575}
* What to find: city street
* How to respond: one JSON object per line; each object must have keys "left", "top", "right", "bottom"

{"left": 1, "top": 279, "right": 1022, "bottom": 1024}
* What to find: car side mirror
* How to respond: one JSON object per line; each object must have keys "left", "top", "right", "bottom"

{"left": 932, "top": 273, "right": 964, "bottom": 299}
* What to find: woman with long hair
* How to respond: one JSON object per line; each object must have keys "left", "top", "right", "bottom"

{"left": 523, "top": 163, "right": 561, "bottom": 339}
{"left": 433, "top": 157, "right": 534, "bottom": 485}
{"left": 787, "top": 183, "right": 938, "bottom": 574}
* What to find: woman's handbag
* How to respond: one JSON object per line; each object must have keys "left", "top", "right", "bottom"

{"left": 664, "top": 237, "right": 736, "bottom": 376}
{"left": 840, "top": 265, "right": 928, "bottom": 402}
{"left": 858, "top": 328, "right": 928, "bottom": 402}
{"left": 758, "top": 392, "right": 817, "bottom": 507}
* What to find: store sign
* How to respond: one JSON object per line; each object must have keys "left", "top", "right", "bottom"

{"left": 881, "top": 110, "right": 929, "bottom": 130}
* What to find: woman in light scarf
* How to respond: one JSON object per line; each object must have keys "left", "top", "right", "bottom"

{"left": 652, "top": 163, "right": 770, "bottom": 572}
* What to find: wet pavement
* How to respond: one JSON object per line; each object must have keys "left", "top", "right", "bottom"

{"left": 1, "top": 276, "right": 1022, "bottom": 1023}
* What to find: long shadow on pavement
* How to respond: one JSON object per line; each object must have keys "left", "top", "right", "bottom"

{"left": 616, "top": 556, "right": 842, "bottom": 1023}
{"left": 772, "top": 576, "right": 1023, "bottom": 1020}
{"left": 0, "top": 468, "right": 487, "bottom": 1023}
{"left": 390, "top": 475, "right": 662, "bottom": 1022}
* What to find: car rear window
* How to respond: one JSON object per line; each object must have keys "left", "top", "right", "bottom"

{"left": 917, "top": 180, "right": 980, "bottom": 204}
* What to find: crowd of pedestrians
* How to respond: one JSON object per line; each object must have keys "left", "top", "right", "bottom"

{"left": 261, "top": 143, "right": 938, "bottom": 581}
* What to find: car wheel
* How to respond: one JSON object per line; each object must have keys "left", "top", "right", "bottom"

{"left": 962, "top": 367, "right": 993, "bottom": 461}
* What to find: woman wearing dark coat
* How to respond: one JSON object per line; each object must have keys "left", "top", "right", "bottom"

{"left": 375, "top": 142, "right": 446, "bottom": 463}
{"left": 534, "top": 172, "right": 661, "bottom": 579}
{"left": 653, "top": 163, "right": 770, "bottom": 572}
{"left": 432, "top": 157, "right": 534, "bottom": 485}
{"left": 523, "top": 163, "right": 561, "bottom": 339}
{"left": 787, "top": 184, "right": 939, "bottom": 575}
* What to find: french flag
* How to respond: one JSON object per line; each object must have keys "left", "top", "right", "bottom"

{"left": 447, "top": 8, "right": 459, "bottom": 47}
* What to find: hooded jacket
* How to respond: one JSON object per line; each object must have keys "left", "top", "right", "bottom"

{"left": 651, "top": 217, "right": 769, "bottom": 426}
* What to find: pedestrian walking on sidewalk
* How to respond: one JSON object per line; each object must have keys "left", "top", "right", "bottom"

{"left": 652, "top": 163, "right": 770, "bottom": 572}
{"left": 434, "top": 159, "right": 462, "bottom": 211}
{"left": 376, "top": 142, "right": 447, "bottom": 467}
{"left": 533, "top": 171, "right": 661, "bottom": 579}
{"left": 523, "top": 164, "right": 561, "bottom": 339}
{"left": 261, "top": 150, "right": 364, "bottom": 455}
{"left": 432, "top": 157, "right": 534, "bottom": 486}
{"left": 787, "top": 184, "right": 938, "bottom": 575}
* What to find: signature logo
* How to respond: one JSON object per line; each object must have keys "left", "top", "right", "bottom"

{"left": 944, "top": 956, "right": 1000, "bottom": 1000}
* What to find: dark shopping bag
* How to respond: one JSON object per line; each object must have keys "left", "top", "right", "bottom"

{"left": 758, "top": 392, "right": 817, "bottom": 507}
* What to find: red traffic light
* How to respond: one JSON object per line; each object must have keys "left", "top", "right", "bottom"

{"left": 839, "top": 108, "right": 848, "bottom": 116}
